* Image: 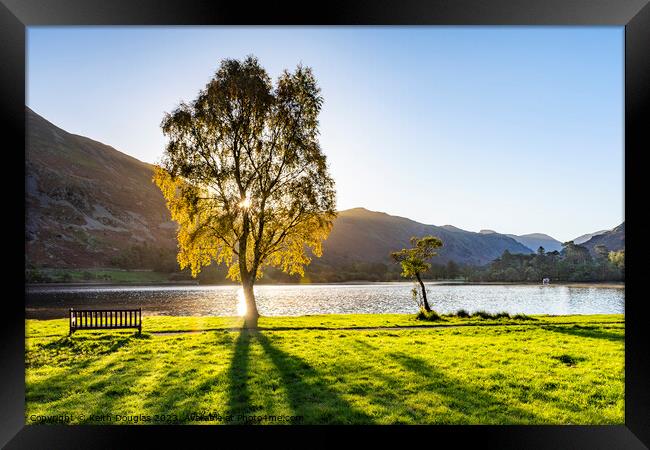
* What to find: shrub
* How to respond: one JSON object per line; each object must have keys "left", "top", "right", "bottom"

{"left": 416, "top": 309, "right": 443, "bottom": 321}
{"left": 513, "top": 313, "right": 536, "bottom": 321}
{"left": 449, "top": 310, "right": 514, "bottom": 320}
{"left": 472, "top": 310, "right": 493, "bottom": 319}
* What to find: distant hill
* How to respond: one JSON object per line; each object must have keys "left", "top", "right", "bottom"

{"left": 573, "top": 230, "right": 608, "bottom": 245}
{"left": 475, "top": 231, "right": 562, "bottom": 253}
{"left": 505, "top": 233, "right": 563, "bottom": 253}
{"left": 318, "top": 208, "right": 533, "bottom": 266}
{"left": 580, "top": 223, "right": 625, "bottom": 255}
{"left": 26, "top": 107, "right": 177, "bottom": 268}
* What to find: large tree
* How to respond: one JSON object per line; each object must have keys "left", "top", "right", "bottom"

{"left": 154, "top": 56, "right": 336, "bottom": 328}
{"left": 390, "top": 236, "right": 443, "bottom": 313}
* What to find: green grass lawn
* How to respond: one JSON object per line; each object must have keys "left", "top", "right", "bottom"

{"left": 25, "top": 314, "right": 624, "bottom": 425}
{"left": 27, "top": 268, "right": 173, "bottom": 284}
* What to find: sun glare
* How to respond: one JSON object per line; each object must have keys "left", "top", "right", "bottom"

{"left": 236, "top": 288, "right": 247, "bottom": 316}
{"left": 239, "top": 195, "right": 251, "bottom": 209}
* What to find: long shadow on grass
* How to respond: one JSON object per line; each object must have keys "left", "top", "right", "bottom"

{"left": 26, "top": 333, "right": 146, "bottom": 413}
{"left": 38, "top": 333, "right": 137, "bottom": 355}
{"left": 255, "top": 332, "right": 374, "bottom": 424}
{"left": 226, "top": 330, "right": 254, "bottom": 421}
{"left": 388, "top": 351, "right": 541, "bottom": 424}
{"left": 540, "top": 325, "right": 624, "bottom": 343}
{"left": 139, "top": 331, "right": 235, "bottom": 423}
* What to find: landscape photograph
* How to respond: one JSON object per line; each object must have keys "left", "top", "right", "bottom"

{"left": 25, "top": 26, "right": 624, "bottom": 425}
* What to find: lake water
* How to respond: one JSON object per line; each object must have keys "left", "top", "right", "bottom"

{"left": 25, "top": 283, "right": 624, "bottom": 319}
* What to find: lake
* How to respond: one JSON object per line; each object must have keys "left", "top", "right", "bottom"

{"left": 25, "top": 282, "right": 624, "bottom": 319}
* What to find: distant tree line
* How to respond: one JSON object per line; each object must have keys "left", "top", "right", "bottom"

{"left": 30, "top": 239, "right": 623, "bottom": 285}
{"left": 298, "top": 259, "right": 463, "bottom": 283}
{"left": 463, "top": 243, "right": 624, "bottom": 283}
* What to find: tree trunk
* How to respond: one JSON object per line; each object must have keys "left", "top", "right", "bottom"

{"left": 415, "top": 272, "right": 432, "bottom": 312}
{"left": 242, "top": 278, "right": 259, "bottom": 329}
{"left": 238, "top": 208, "right": 259, "bottom": 329}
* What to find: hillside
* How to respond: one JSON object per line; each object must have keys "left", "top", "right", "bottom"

{"left": 25, "top": 108, "right": 177, "bottom": 268}
{"left": 24, "top": 108, "right": 578, "bottom": 272}
{"left": 318, "top": 208, "right": 532, "bottom": 266}
{"left": 505, "top": 233, "right": 563, "bottom": 253}
{"left": 573, "top": 230, "right": 608, "bottom": 245}
{"left": 580, "top": 223, "right": 625, "bottom": 255}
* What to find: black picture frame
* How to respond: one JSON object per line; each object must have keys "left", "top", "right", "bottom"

{"left": 1, "top": 1, "right": 648, "bottom": 448}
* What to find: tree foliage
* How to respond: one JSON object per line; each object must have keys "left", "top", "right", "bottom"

{"left": 390, "top": 236, "right": 443, "bottom": 278}
{"left": 154, "top": 56, "right": 336, "bottom": 302}
{"left": 608, "top": 250, "right": 624, "bottom": 273}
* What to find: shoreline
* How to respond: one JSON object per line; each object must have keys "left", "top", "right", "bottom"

{"left": 26, "top": 312, "right": 624, "bottom": 324}
{"left": 432, "top": 281, "right": 625, "bottom": 289}
{"left": 25, "top": 311, "right": 625, "bottom": 322}
{"left": 25, "top": 280, "right": 625, "bottom": 289}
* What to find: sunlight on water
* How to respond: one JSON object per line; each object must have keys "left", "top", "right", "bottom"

{"left": 25, "top": 283, "right": 625, "bottom": 319}
{"left": 236, "top": 288, "right": 247, "bottom": 316}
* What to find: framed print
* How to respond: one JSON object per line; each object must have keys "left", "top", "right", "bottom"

{"left": 1, "top": 0, "right": 648, "bottom": 448}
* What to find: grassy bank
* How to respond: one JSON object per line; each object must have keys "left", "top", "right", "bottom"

{"left": 26, "top": 314, "right": 624, "bottom": 425}
{"left": 26, "top": 268, "right": 176, "bottom": 284}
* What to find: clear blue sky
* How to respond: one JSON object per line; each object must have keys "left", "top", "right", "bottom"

{"left": 27, "top": 26, "right": 624, "bottom": 242}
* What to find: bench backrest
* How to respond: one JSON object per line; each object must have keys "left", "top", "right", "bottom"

{"left": 70, "top": 308, "right": 142, "bottom": 331}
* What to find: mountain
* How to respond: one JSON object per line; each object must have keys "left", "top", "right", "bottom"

{"left": 580, "top": 223, "right": 625, "bottom": 255}
{"left": 441, "top": 225, "right": 465, "bottom": 233}
{"left": 573, "top": 230, "right": 608, "bottom": 245}
{"left": 318, "top": 208, "right": 533, "bottom": 266}
{"left": 26, "top": 107, "right": 177, "bottom": 268}
{"left": 476, "top": 231, "right": 563, "bottom": 254}
{"left": 24, "top": 108, "right": 548, "bottom": 270}
{"left": 505, "top": 233, "right": 563, "bottom": 253}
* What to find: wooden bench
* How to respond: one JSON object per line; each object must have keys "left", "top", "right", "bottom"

{"left": 69, "top": 308, "right": 142, "bottom": 335}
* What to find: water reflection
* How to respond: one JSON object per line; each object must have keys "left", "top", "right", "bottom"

{"left": 25, "top": 283, "right": 624, "bottom": 319}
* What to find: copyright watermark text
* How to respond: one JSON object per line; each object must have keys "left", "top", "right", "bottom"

{"left": 28, "top": 411, "right": 304, "bottom": 424}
